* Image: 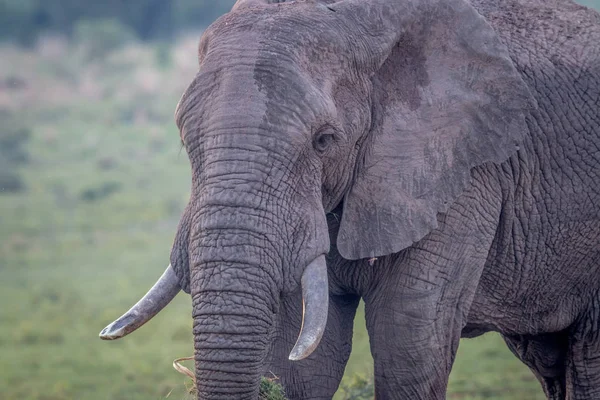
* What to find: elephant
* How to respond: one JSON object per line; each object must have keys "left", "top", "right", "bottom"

{"left": 99, "top": 0, "right": 600, "bottom": 398}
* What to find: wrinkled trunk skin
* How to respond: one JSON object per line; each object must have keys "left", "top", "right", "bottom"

{"left": 192, "top": 272, "right": 274, "bottom": 399}
{"left": 188, "top": 137, "right": 298, "bottom": 399}
{"left": 191, "top": 201, "right": 282, "bottom": 399}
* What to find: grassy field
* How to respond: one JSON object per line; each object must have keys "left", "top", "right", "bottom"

{"left": 4, "top": 16, "right": 594, "bottom": 397}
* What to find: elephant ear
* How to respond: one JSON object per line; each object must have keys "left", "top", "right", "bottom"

{"left": 336, "top": 0, "right": 535, "bottom": 260}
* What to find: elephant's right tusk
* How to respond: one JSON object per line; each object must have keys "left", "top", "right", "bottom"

{"left": 288, "top": 255, "right": 329, "bottom": 361}
{"left": 99, "top": 264, "right": 181, "bottom": 340}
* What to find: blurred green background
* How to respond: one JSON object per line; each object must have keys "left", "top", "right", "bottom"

{"left": 1, "top": 1, "right": 598, "bottom": 399}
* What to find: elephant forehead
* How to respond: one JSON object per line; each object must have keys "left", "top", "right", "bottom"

{"left": 201, "top": 1, "right": 352, "bottom": 68}
{"left": 194, "top": 49, "right": 331, "bottom": 130}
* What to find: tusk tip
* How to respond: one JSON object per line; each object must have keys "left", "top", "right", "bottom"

{"left": 98, "top": 316, "right": 132, "bottom": 340}
{"left": 99, "top": 325, "right": 124, "bottom": 340}
{"left": 288, "top": 255, "right": 329, "bottom": 361}
{"left": 98, "top": 264, "right": 180, "bottom": 341}
{"left": 287, "top": 343, "right": 313, "bottom": 361}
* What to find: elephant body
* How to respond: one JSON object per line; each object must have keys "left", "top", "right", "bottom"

{"left": 101, "top": 0, "right": 600, "bottom": 398}
{"left": 268, "top": 2, "right": 600, "bottom": 398}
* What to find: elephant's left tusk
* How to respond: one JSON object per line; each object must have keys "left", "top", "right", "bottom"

{"left": 99, "top": 264, "right": 181, "bottom": 340}
{"left": 288, "top": 255, "right": 329, "bottom": 361}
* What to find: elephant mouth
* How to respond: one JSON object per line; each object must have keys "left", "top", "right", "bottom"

{"left": 99, "top": 255, "right": 329, "bottom": 360}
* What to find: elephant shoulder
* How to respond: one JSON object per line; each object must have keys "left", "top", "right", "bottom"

{"left": 470, "top": 0, "right": 600, "bottom": 64}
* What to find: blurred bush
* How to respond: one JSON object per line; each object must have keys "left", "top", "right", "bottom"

{"left": 79, "top": 181, "right": 122, "bottom": 203}
{"left": 0, "top": 110, "right": 30, "bottom": 193}
{"left": 0, "top": 0, "right": 236, "bottom": 45}
{"left": 73, "top": 18, "right": 136, "bottom": 61}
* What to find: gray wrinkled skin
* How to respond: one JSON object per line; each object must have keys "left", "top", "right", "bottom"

{"left": 166, "top": 0, "right": 600, "bottom": 398}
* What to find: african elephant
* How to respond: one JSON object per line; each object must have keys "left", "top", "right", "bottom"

{"left": 99, "top": 0, "right": 600, "bottom": 398}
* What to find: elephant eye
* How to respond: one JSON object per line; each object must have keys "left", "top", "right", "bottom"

{"left": 313, "top": 131, "right": 335, "bottom": 154}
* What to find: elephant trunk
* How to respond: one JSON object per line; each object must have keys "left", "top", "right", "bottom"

{"left": 191, "top": 196, "right": 285, "bottom": 398}
{"left": 192, "top": 247, "right": 329, "bottom": 398}
{"left": 192, "top": 272, "right": 274, "bottom": 399}
{"left": 187, "top": 127, "right": 331, "bottom": 396}
{"left": 190, "top": 187, "right": 279, "bottom": 398}
{"left": 173, "top": 44, "right": 339, "bottom": 386}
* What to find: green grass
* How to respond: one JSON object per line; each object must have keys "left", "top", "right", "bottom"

{"left": 0, "top": 36, "right": 549, "bottom": 400}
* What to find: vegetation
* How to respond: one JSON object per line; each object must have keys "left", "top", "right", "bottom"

{"left": 2, "top": 1, "right": 599, "bottom": 399}
{"left": 0, "top": 35, "right": 198, "bottom": 400}
{"left": 0, "top": 111, "right": 30, "bottom": 193}
{"left": 0, "top": 0, "right": 235, "bottom": 44}
{"left": 259, "top": 378, "right": 288, "bottom": 400}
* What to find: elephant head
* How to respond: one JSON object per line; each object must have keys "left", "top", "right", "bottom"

{"left": 100, "top": 0, "right": 532, "bottom": 398}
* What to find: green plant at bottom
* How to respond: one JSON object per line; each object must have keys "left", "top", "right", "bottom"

{"left": 337, "top": 374, "right": 374, "bottom": 400}
{"left": 259, "top": 377, "right": 287, "bottom": 400}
